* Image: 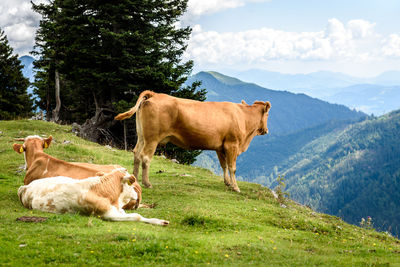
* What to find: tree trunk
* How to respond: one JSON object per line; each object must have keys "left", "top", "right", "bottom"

{"left": 78, "top": 91, "right": 118, "bottom": 145}
{"left": 46, "top": 85, "right": 50, "bottom": 121}
{"left": 52, "top": 69, "right": 61, "bottom": 122}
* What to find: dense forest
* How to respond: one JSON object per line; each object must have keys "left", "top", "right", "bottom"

{"left": 0, "top": 29, "right": 33, "bottom": 119}
{"left": 30, "top": 0, "right": 205, "bottom": 164}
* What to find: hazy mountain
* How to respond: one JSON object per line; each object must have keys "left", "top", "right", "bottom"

{"left": 324, "top": 84, "right": 400, "bottom": 116}
{"left": 371, "top": 71, "right": 400, "bottom": 85}
{"left": 226, "top": 69, "right": 400, "bottom": 115}
{"left": 19, "top": 55, "right": 35, "bottom": 95}
{"left": 228, "top": 69, "right": 364, "bottom": 96}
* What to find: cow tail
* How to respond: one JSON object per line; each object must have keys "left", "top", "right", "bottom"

{"left": 114, "top": 91, "right": 154, "bottom": 121}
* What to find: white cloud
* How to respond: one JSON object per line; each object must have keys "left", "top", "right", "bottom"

{"left": 185, "top": 18, "right": 386, "bottom": 68}
{"left": 347, "top": 19, "right": 375, "bottom": 39}
{"left": 382, "top": 34, "right": 400, "bottom": 57}
{"left": 0, "top": 0, "right": 45, "bottom": 56}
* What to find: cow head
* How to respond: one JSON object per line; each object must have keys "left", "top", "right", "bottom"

{"left": 121, "top": 174, "right": 142, "bottom": 210}
{"left": 13, "top": 135, "right": 53, "bottom": 169}
{"left": 13, "top": 135, "right": 53, "bottom": 154}
{"left": 256, "top": 101, "right": 271, "bottom": 135}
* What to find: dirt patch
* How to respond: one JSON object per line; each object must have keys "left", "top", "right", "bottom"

{"left": 16, "top": 216, "right": 48, "bottom": 223}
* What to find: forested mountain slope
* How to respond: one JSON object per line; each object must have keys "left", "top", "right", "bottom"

{"left": 278, "top": 110, "right": 400, "bottom": 236}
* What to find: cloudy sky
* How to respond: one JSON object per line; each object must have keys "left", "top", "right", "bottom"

{"left": 1, "top": 0, "right": 399, "bottom": 77}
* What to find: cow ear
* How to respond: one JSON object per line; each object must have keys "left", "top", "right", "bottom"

{"left": 43, "top": 136, "right": 52, "bottom": 149}
{"left": 122, "top": 175, "right": 136, "bottom": 185}
{"left": 128, "top": 175, "right": 136, "bottom": 185}
{"left": 13, "top": 144, "right": 24, "bottom": 154}
{"left": 265, "top": 101, "right": 271, "bottom": 112}
{"left": 241, "top": 100, "right": 248, "bottom": 105}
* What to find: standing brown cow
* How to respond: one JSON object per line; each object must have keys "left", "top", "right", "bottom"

{"left": 115, "top": 90, "right": 271, "bottom": 192}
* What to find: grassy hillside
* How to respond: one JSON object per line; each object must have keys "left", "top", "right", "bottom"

{"left": 276, "top": 110, "right": 400, "bottom": 237}
{"left": 1, "top": 120, "right": 400, "bottom": 266}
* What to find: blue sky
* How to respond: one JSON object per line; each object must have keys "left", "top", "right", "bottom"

{"left": 1, "top": 0, "right": 399, "bottom": 77}
{"left": 182, "top": 0, "right": 400, "bottom": 77}
{"left": 196, "top": 0, "right": 400, "bottom": 34}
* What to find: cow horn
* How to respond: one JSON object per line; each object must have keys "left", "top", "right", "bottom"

{"left": 14, "top": 138, "right": 25, "bottom": 141}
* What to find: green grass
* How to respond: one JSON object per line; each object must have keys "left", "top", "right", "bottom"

{"left": 1, "top": 120, "right": 400, "bottom": 266}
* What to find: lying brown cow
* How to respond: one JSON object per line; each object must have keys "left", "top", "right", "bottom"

{"left": 18, "top": 168, "right": 169, "bottom": 225}
{"left": 115, "top": 90, "right": 271, "bottom": 192}
{"left": 13, "top": 135, "right": 141, "bottom": 209}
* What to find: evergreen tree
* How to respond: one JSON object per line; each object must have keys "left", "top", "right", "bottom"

{"left": 32, "top": 0, "right": 205, "bottom": 163}
{"left": 0, "top": 29, "right": 33, "bottom": 120}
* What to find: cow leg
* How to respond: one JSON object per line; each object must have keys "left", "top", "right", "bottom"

{"left": 216, "top": 150, "right": 230, "bottom": 186}
{"left": 84, "top": 191, "right": 113, "bottom": 214}
{"left": 133, "top": 138, "right": 144, "bottom": 178}
{"left": 225, "top": 145, "right": 240, "bottom": 192}
{"left": 140, "top": 141, "right": 158, "bottom": 188}
{"left": 102, "top": 206, "right": 169, "bottom": 225}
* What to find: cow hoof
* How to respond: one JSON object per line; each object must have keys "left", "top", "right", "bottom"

{"left": 224, "top": 181, "right": 231, "bottom": 186}
{"left": 161, "top": 220, "right": 170, "bottom": 226}
{"left": 230, "top": 186, "right": 240, "bottom": 193}
{"left": 143, "top": 183, "right": 153, "bottom": 188}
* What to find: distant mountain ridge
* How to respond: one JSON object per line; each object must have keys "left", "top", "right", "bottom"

{"left": 327, "top": 84, "right": 400, "bottom": 115}
{"left": 226, "top": 69, "right": 400, "bottom": 115}
{"left": 229, "top": 68, "right": 400, "bottom": 92}
{"left": 229, "top": 69, "right": 364, "bottom": 92}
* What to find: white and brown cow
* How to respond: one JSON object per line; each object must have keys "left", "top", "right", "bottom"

{"left": 18, "top": 168, "right": 169, "bottom": 225}
{"left": 115, "top": 90, "right": 271, "bottom": 192}
{"left": 13, "top": 135, "right": 141, "bottom": 209}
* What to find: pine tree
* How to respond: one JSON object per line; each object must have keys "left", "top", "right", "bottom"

{"left": 32, "top": 0, "right": 206, "bottom": 163}
{"left": 0, "top": 29, "right": 33, "bottom": 120}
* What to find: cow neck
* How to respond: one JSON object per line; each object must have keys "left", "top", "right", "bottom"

{"left": 25, "top": 146, "right": 46, "bottom": 171}
{"left": 240, "top": 105, "right": 263, "bottom": 149}
{"left": 244, "top": 104, "right": 263, "bottom": 134}
{"left": 88, "top": 172, "right": 122, "bottom": 206}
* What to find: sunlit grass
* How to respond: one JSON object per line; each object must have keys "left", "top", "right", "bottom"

{"left": 1, "top": 120, "right": 399, "bottom": 266}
